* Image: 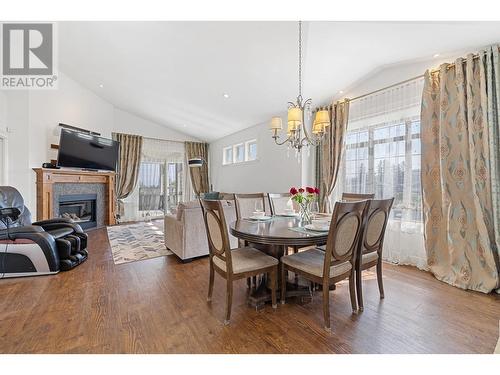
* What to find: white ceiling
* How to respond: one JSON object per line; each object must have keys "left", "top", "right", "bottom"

{"left": 59, "top": 21, "right": 500, "bottom": 141}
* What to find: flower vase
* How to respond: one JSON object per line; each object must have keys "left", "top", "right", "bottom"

{"left": 299, "top": 202, "right": 312, "bottom": 224}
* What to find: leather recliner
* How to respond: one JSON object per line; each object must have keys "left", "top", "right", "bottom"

{"left": 0, "top": 186, "right": 88, "bottom": 278}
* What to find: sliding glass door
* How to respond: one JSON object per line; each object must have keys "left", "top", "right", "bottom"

{"left": 121, "top": 138, "right": 191, "bottom": 222}
{"left": 137, "top": 160, "right": 184, "bottom": 218}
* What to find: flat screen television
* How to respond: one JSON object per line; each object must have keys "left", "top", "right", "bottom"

{"left": 57, "top": 129, "right": 119, "bottom": 171}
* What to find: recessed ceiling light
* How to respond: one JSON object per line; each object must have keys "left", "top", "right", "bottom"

{"left": 223, "top": 93, "right": 230, "bottom": 99}
{"left": 339, "top": 90, "right": 344, "bottom": 94}
{"left": 99, "top": 84, "right": 104, "bottom": 88}
{"left": 433, "top": 54, "right": 440, "bottom": 58}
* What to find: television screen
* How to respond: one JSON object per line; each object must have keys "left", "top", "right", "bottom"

{"left": 57, "top": 129, "right": 119, "bottom": 171}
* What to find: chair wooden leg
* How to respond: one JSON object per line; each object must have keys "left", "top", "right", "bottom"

{"left": 281, "top": 263, "right": 287, "bottom": 304}
{"left": 356, "top": 268, "right": 364, "bottom": 311}
{"left": 207, "top": 262, "right": 214, "bottom": 302}
{"left": 322, "top": 280, "right": 331, "bottom": 332}
{"left": 247, "top": 277, "right": 251, "bottom": 288}
{"left": 270, "top": 269, "right": 277, "bottom": 309}
{"left": 252, "top": 275, "right": 257, "bottom": 287}
{"left": 224, "top": 278, "right": 233, "bottom": 325}
{"left": 293, "top": 247, "right": 299, "bottom": 285}
{"left": 376, "top": 260, "right": 384, "bottom": 299}
{"left": 349, "top": 272, "right": 357, "bottom": 313}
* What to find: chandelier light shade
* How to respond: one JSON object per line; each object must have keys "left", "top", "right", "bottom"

{"left": 312, "top": 119, "right": 322, "bottom": 134}
{"left": 314, "top": 110, "right": 330, "bottom": 127}
{"left": 270, "top": 116, "right": 283, "bottom": 130}
{"left": 269, "top": 21, "right": 331, "bottom": 154}
{"left": 287, "top": 107, "right": 302, "bottom": 131}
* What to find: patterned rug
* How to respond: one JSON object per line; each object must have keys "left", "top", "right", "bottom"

{"left": 107, "top": 219, "right": 172, "bottom": 265}
{"left": 495, "top": 321, "right": 500, "bottom": 354}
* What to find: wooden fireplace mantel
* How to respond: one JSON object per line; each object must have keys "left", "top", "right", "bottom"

{"left": 33, "top": 168, "right": 116, "bottom": 226}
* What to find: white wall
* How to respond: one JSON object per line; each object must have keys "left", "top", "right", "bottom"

{"left": 209, "top": 117, "right": 303, "bottom": 193}
{"left": 1, "top": 71, "right": 196, "bottom": 216}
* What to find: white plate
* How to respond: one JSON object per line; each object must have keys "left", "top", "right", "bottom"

{"left": 304, "top": 223, "right": 329, "bottom": 232}
{"left": 248, "top": 215, "right": 273, "bottom": 221}
{"left": 276, "top": 212, "right": 299, "bottom": 217}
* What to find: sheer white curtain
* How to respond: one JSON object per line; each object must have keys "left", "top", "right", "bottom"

{"left": 121, "top": 138, "right": 194, "bottom": 222}
{"left": 334, "top": 78, "right": 427, "bottom": 269}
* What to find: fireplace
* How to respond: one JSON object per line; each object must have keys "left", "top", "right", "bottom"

{"left": 58, "top": 194, "right": 97, "bottom": 230}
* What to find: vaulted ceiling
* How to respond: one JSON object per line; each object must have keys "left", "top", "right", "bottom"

{"left": 59, "top": 21, "right": 500, "bottom": 141}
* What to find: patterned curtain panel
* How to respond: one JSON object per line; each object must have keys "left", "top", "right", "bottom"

{"left": 112, "top": 132, "right": 143, "bottom": 219}
{"left": 421, "top": 50, "right": 500, "bottom": 293}
{"left": 483, "top": 46, "right": 500, "bottom": 277}
{"left": 319, "top": 99, "right": 350, "bottom": 213}
{"left": 185, "top": 141, "right": 209, "bottom": 196}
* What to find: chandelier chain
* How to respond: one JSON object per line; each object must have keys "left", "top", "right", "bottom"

{"left": 298, "top": 20, "right": 302, "bottom": 98}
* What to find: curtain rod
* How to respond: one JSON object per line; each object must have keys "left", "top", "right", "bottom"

{"left": 143, "top": 136, "right": 185, "bottom": 144}
{"left": 348, "top": 74, "right": 424, "bottom": 103}
{"left": 339, "top": 48, "right": 497, "bottom": 105}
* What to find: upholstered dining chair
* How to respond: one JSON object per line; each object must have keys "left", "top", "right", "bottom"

{"left": 280, "top": 200, "right": 368, "bottom": 332}
{"left": 200, "top": 199, "right": 278, "bottom": 325}
{"left": 355, "top": 198, "right": 394, "bottom": 311}
{"left": 234, "top": 193, "right": 270, "bottom": 288}
{"left": 342, "top": 192, "right": 375, "bottom": 201}
{"left": 234, "top": 193, "right": 269, "bottom": 219}
{"left": 268, "top": 193, "right": 292, "bottom": 215}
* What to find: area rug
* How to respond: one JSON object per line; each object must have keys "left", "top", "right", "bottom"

{"left": 495, "top": 321, "right": 500, "bottom": 354}
{"left": 107, "top": 219, "right": 172, "bottom": 265}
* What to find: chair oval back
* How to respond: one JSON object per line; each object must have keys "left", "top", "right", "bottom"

{"left": 268, "top": 193, "right": 292, "bottom": 216}
{"left": 361, "top": 198, "right": 394, "bottom": 254}
{"left": 234, "top": 193, "right": 267, "bottom": 219}
{"left": 324, "top": 200, "right": 367, "bottom": 266}
{"left": 342, "top": 192, "right": 375, "bottom": 202}
{"left": 200, "top": 199, "right": 232, "bottom": 272}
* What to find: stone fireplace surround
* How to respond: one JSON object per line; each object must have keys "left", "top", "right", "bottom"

{"left": 53, "top": 184, "right": 103, "bottom": 228}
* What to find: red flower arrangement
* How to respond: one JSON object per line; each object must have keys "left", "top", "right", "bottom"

{"left": 289, "top": 186, "right": 320, "bottom": 222}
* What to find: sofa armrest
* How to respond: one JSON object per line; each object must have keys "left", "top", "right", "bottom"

{"left": 164, "top": 215, "right": 184, "bottom": 255}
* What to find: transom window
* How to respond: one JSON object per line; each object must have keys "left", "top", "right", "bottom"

{"left": 222, "top": 139, "right": 258, "bottom": 165}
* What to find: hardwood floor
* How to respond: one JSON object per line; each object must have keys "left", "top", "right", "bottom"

{"left": 0, "top": 227, "right": 499, "bottom": 354}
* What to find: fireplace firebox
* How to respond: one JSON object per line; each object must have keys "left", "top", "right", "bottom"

{"left": 58, "top": 194, "right": 97, "bottom": 230}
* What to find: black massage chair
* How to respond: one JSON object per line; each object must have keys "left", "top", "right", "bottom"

{"left": 0, "top": 186, "right": 88, "bottom": 278}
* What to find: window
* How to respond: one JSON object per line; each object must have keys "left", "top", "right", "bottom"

{"left": 337, "top": 78, "right": 426, "bottom": 269}
{"left": 343, "top": 119, "right": 422, "bottom": 222}
{"left": 246, "top": 139, "right": 257, "bottom": 161}
{"left": 222, "top": 139, "right": 258, "bottom": 165}
{"left": 223, "top": 146, "right": 233, "bottom": 165}
{"left": 234, "top": 143, "right": 245, "bottom": 163}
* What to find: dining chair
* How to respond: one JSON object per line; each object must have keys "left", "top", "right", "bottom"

{"left": 280, "top": 200, "right": 368, "bottom": 332}
{"left": 200, "top": 199, "right": 279, "bottom": 325}
{"left": 234, "top": 193, "right": 269, "bottom": 288}
{"left": 342, "top": 192, "right": 375, "bottom": 201}
{"left": 355, "top": 198, "right": 394, "bottom": 311}
{"left": 234, "top": 193, "right": 269, "bottom": 218}
{"left": 268, "top": 193, "right": 292, "bottom": 215}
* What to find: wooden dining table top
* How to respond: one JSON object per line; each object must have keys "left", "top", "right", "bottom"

{"left": 229, "top": 216, "right": 329, "bottom": 247}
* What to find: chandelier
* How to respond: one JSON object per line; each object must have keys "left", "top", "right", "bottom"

{"left": 269, "top": 21, "right": 330, "bottom": 154}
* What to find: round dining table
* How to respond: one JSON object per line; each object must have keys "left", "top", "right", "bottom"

{"left": 229, "top": 216, "right": 328, "bottom": 308}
